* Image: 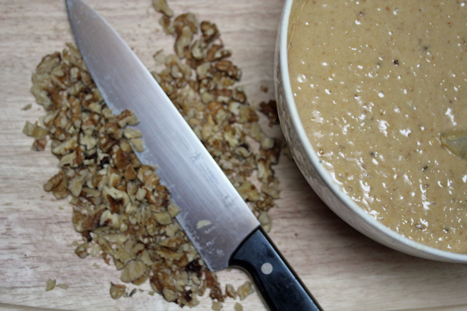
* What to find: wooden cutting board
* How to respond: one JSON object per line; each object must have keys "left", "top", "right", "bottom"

{"left": 2, "top": 0, "right": 467, "bottom": 310}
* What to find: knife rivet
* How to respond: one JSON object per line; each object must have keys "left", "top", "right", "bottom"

{"left": 261, "top": 262, "right": 273, "bottom": 275}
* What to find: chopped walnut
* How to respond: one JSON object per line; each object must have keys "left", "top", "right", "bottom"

{"left": 212, "top": 301, "right": 223, "bottom": 311}
{"left": 74, "top": 242, "right": 89, "bottom": 259}
{"left": 32, "top": 138, "right": 47, "bottom": 151}
{"left": 237, "top": 281, "right": 254, "bottom": 301}
{"left": 43, "top": 171, "right": 68, "bottom": 199}
{"left": 173, "top": 13, "right": 199, "bottom": 35}
{"left": 120, "top": 260, "right": 147, "bottom": 283}
{"left": 234, "top": 302, "right": 244, "bottom": 311}
{"left": 258, "top": 211, "right": 272, "bottom": 232}
{"left": 45, "top": 279, "right": 56, "bottom": 292}
{"left": 159, "top": 15, "right": 175, "bottom": 35}
{"left": 163, "top": 288, "right": 178, "bottom": 302}
{"left": 56, "top": 283, "right": 69, "bottom": 290}
{"left": 175, "top": 25, "right": 194, "bottom": 58}
{"left": 196, "top": 219, "right": 212, "bottom": 229}
{"left": 152, "top": 0, "right": 173, "bottom": 17}
{"left": 130, "top": 138, "right": 145, "bottom": 153}
{"left": 259, "top": 100, "right": 279, "bottom": 126}
{"left": 124, "top": 128, "right": 142, "bottom": 139}
{"left": 22, "top": 104, "right": 32, "bottom": 111}
{"left": 52, "top": 136, "right": 78, "bottom": 155}
{"left": 225, "top": 283, "right": 237, "bottom": 299}
{"left": 110, "top": 282, "right": 127, "bottom": 299}
{"left": 200, "top": 21, "right": 219, "bottom": 44}
{"left": 23, "top": 121, "right": 48, "bottom": 139}
{"left": 117, "top": 109, "right": 139, "bottom": 128}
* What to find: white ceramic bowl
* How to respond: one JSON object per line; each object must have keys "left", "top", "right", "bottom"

{"left": 274, "top": 0, "right": 467, "bottom": 263}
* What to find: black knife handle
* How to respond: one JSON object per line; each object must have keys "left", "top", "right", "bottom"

{"left": 229, "top": 227, "right": 323, "bottom": 311}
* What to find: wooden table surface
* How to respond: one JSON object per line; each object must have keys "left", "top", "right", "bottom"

{"left": 2, "top": 0, "right": 467, "bottom": 310}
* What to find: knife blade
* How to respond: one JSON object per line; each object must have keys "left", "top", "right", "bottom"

{"left": 66, "top": 1, "right": 322, "bottom": 310}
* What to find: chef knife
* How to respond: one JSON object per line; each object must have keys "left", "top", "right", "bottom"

{"left": 66, "top": 1, "right": 322, "bottom": 310}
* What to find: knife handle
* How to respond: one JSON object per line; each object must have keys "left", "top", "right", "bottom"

{"left": 229, "top": 227, "right": 322, "bottom": 311}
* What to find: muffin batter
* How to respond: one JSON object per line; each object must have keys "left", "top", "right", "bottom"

{"left": 288, "top": 0, "right": 467, "bottom": 252}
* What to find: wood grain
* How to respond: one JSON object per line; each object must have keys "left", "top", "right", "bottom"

{"left": 1, "top": 0, "right": 467, "bottom": 310}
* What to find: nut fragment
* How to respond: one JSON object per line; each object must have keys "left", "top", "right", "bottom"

{"left": 237, "top": 281, "right": 254, "bottom": 301}
{"left": 196, "top": 219, "right": 212, "bottom": 229}
{"left": 175, "top": 25, "right": 194, "bottom": 58}
{"left": 56, "top": 283, "right": 69, "bottom": 290}
{"left": 120, "top": 260, "right": 147, "bottom": 283}
{"left": 259, "top": 100, "right": 279, "bottom": 126}
{"left": 45, "top": 279, "right": 56, "bottom": 292}
{"left": 154, "top": 212, "right": 172, "bottom": 225}
{"left": 163, "top": 288, "right": 178, "bottom": 302}
{"left": 32, "top": 138, "right": 47, "bottom": 151}
{"left": 124, "top": 128, "right": 142, "bottom": 139}
{"left": 22, "top": 104, "right": 32, "bottom": 111}
{"left": 258, "top": 211, "right": 272, "bottom": 232}
{"left": 441, "top": 130, "right": 467, "bottom": 160}
{"left": 152, "top": 0, "right": 173, "bottom": 17}
{"left": 200, "top": 21, "right": 219, "bottom": 44}
{"left": 117, "top": 109, "right": 139, "bottom": 127}
{"left": 130, "top": 138, "right": 145, "bottom": 153}
{"left": 212, "top": 301, "right": 223, "bottom": 311}
{"left": 110, "top": 282, "right": 127, "bottom": 299}
{"left": 23, "top": 121, "right": 48, "bottom": 139}
{"left": 43, "top": 171, "right": 68, "bottom": 199}
{"left": 234, "top": 303, "right": 244, "bottom": 311}
{"left": 74, "top": 242, "right": 88, "bottom": 259}
{"left": 225, "top": 283, "right": 237, "bottom": 299}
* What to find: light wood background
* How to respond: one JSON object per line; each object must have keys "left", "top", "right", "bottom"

{"left": 1, "top": 0, "right": 467, "bottom": 310}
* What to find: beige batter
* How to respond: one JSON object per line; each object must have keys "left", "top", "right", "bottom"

{"left": 288, "top": 0, "right": 467, "bottom": 253}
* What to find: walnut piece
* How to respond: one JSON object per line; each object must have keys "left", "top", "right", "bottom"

{"left": 259, "top": 100, "right": 279, "bottom": 126}
{"left": 237, "top": 281, "right": 254, "bottom": 301}
{"left": 212, "top": 301, "right": 223, "bottom": 311}
{"left": 130, "top": 138, "right": 145, "bottom": 153}
{"left": 56, "top": 283, "right": 69, "bottom": 290}
{"left": 152, "top": 0, "right": 173, "bottom": 17}
{"left": 120, "top": 260, "right": 147, "bottom": 283}
{"left": 234, "top": 302, "right": 244, "bottom": 311}
{"left": 45, "top": 279, "right": 56, "bottom": 292}
{"left": 110, "top": 282, "right": 127, "bottom": 299}
{"left": 74, "top": 242, "right": 89, "bottom": 259}
{"left": 258, "top": 211, "right": 272, "bottom": 232}
{"left": 23, "top": 121, "right": 48, "bottom": 139}
{"left": 22, "top": 104, "right": 32, "bottom": 111}
{"left": 225, "top": 283, "right": 237, "bottom": 299}
{"left": 32, "top": 138, "right": 47, "bottom": 151}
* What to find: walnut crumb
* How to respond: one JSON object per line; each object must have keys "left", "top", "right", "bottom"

{"left": 259, "top": 100, "right": 279, "bottom": 126}
{"left": 237, "top": 281, "right": 254, "bottom": 301}
{"left": 197, "top": 219, "right": 212, "bottom": 229}
{"left": 23, "top": 121, "right": 48, "bottom": 139}
{"left": 152, "top": 0, "right": 173, "bottom": 17}
{"left": 212, "top": 300, "right": 223, "bottom": 311}
{"left": 110, "top": 282, "right": 126, "bottom": 299}
{"left": 56, "top": 283, "right": 69, "bottom": 290}
{"left": 225, "top": 283, "right": 237, "bottom": 299}
{"left": 234, "top": 302, "right": 244, "bottom": 311}
{"left": 45, "top": 279, "right": 56, "bottom": 292}
{"left": 22, "top": 104, "right": 32, "bottom": 111}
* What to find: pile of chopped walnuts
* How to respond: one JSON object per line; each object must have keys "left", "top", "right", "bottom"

{"left": 23, "top": 0, "right": 281, "bottom": 309}
{"left": 152, "top": 0, "right": 281, "bottom": 219}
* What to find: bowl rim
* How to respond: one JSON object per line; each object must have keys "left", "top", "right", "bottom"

{"left": 279, "top": 0, "right": 467, "bottom": 262}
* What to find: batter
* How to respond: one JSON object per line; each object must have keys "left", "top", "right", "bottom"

{"left": 288, "top": 0, "right": 467, "bottom": 252}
